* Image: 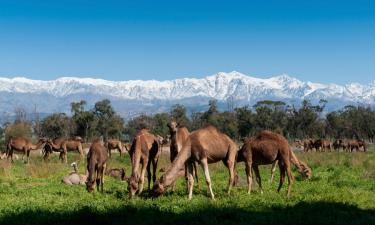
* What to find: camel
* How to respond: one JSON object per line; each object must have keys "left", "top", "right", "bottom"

{"left": 46, "top": 137, "right": 84, "bottom": 163}
{"left": 333, "top": 139, "right": 343, "bottom": 151}
{"left": 42, "top": 138, "right": 65, "bottom": 162}
{"left": 106, "top": 168, "right": 127, "bottom": 181}
{"left": 127, "top": 129, "right": 160, "bottom": 198}
{"left": 237, "top": 131, "right": 311, "bottom": 196}
{"left": 153, "top": 125, "right": 238, "bottom": 200}
{"left": 62, "top": 162, "right": 87, "bottom": 185}
{"left": 346, "top": 139, "right": 367, "bottom": 152}
{"left": 303, "top": 139, "right": 314, "bottom": 152}
{"left": 106, "top": 138, "right": 126, "bottom": 158}
{"left": 167, "top": 121, "right": 199, "bottom": 191}
{"left": 7, "top": 137, "right": 46, "bottom": 163}
{"left": 86, "top": 139, "right": 108, "bottom": 192}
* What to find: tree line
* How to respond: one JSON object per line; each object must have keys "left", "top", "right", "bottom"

{"left": 1, "top": 98, "right": 375, "bottom": 148}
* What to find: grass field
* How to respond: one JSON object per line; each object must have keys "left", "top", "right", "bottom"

{"left": 0, "top": 147, "right": 374, "bottom": 225}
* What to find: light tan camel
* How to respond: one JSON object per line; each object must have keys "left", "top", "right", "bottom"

{"left": 7, "top": 137, "right": 46, "bottom": 163}
{"left": 86, "top": 139, "right": 108, "bottom": 192}
{"left": 106, "top": 138, "right": 125, "bottom": 158}
{"left": 62, "top": 162, "right": 87, "bottom": 185}
{"left": 237, "top": 131, "right": 312, "bottom": 196}
{"left": 167, "top": 121, "right": 199, "bottom": 191}
{"left": 47, "top": 137, "right": 84, "bottom": 163}
{"left": 153, "top": 125, "right": 238, "bottom": 200}
{"left": 127, "top": 129, "right": 160, "bottom": 198}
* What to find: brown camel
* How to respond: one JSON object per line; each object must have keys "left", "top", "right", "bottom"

{"left": 303, "top": 139, "right": 314, "bottom": 152}
{"left": 106, "top": 168, "right": 127, "bottom": 181}
{"left": 153, "top": 125, "right": 238, "bottom": 200}
{"left": 333, "top": 139, "right": 343, "bottom": 151}
{"left": 127, "top": 129, "right": 160, "bottom": 198}
{"left": 237, "top": 131, "right": 311, "bottom": 196}
{"left": 86, "top": 139, "right": 108, "bottom": 192}
{"left": 106, "top": 138, "right": 125, "bottom": 158}
{"left": 167, "top": 121, "right": 199, "bottom": 191}
{"left": 7, "top": 137, "right": 46, "bottom": 163}
{"left": 42, "top": 138, "right": 65, "bottom": 161}
{"left": 346, "top": 139, "right": 367, "bottom": 152}
{"left": 47, "top": 137, "right": 84, "bottom": 163}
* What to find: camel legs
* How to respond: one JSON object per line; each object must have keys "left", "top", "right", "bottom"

{"left": 138, "top": 160, "right": 148, "bottom": 194}
{"left": 277, "top": 163, "right": 286, "bottom": 193}
{"left": 286, "top": 162, "right": 293, "bottom": 196}
{"left": 222, "top": 159, "right": 235, "bottom": 194}
{"left": 245, "top": 160, "right": 253, "bottom": 194}
{"left": 201, "top": 158, "right": 215, "bottom": 200}
{"left": 152, "top": 156, "right": 158, "bottom": 187}
{"left": 270, "top": 160, "right": 278, "bottom": 183}
{"left": 187, "top": 162, "right": 194, "bottom": 200}
{"left": 101, "top": 163, "right": 106, "bottom": 192}
{"left": 26, "top": 149, "right": 31, "bottom": 163}
{"left": 253, "top": 165, "right": 263, "bottom": 194}
{"left": 146, "top": 161, "right": 152, "bottom": 191}
{"left": 7, "top": 149, "right": 14, "bottom": 163}
{"left": 193, "top": 161, "right": 199, "bottom": 188}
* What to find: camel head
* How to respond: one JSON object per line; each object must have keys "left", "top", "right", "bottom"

{"left": 85, "top": 178, "right": 95, "bottom": 192}
{"left": 152, "top": 179, "right": 165, "bottom": 197}
{"left": 167, "top": 121, "right": 178, "bottom": 133}
{"left": 298, "top": 162, "right": 312, "bottom": 179}
{"left": 38, "top": 137, "right": 48, "bottom": 143}
{"left": 127, "top": 176, "right": 139, "bottom": 198}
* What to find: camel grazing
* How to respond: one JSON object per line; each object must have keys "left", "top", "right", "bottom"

{"left": 47, "top": 137, "right": 84, "bottom": 163}
{"left": 42, "top": 138, "right": 65, "bottom": 162}
{"left": 167, "top": 121, "right": 199, "bottom": 191}
{"left": 106, "top": 168, "right": 127, "bottom": 181}
{"left": 237, "top": 131, "right": 311, "bottom": 196}
{"left": 346, "top": 139, "right": 367, "bottom": 152}
{"left": 86, "top": 139, "right": 108, "bottom": 192}
{"left": 7, "top": 137, "right": 46, "bottom": 163}
{"left": 303, "top": 139, "right": 314, "bottom": 152}
{"left": 153, "top": 125, "right": 238, "bottom": 200}
{"left": 333, "top": 139, "right": 344, "bottom": 151}
{"left": 106, "top": 139, "right": 125, "bottom": 158}
{"left": 62, "top": 162, "right": 88, "bottom": 185}
{"left": 127, "top": 129, "right": 160, "bottom": 198}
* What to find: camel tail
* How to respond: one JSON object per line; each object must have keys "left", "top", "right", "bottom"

{"left": 289, "top": 147, "right": 312, "bottom": 179}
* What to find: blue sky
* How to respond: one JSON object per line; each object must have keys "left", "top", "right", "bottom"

{"left": 0, "top": 0, "right": 374, "bottom": 84}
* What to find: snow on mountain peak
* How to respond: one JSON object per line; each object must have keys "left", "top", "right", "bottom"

{"left": 0, "top": 72, "right": 374, "bottom": 107}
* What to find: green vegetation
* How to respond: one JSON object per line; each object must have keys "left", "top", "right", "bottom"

{"left": 0, "top": 149, "right": 374, "bottom": 225}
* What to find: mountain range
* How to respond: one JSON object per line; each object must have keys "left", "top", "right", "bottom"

{"left": 1, "top": 71, "right": 374, "bottom": 120}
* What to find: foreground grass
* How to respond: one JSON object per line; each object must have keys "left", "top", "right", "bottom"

{"left": 0, "top": 149, "right": 374, "bottom": 225}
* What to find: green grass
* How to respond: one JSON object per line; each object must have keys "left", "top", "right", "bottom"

{"left": 0, "top": 149, "right": 374, "bottom": 225}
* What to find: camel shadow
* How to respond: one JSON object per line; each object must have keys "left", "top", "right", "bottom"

{"left": 0, "top": 201, "right": 374, "bottom": 225}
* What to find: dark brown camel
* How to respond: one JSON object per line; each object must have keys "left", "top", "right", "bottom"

{"left": 127, "top": 129, "right": 160, "bottom": 198}
{"left": 153, "top": 125, "right": 238, "bottom": 200}
{"left": 237, "top": 131, "right": 311, "bottom": 196}
{"left": 47, "top": 137, "right": 84, "bottom": 163}
{"left": 86, "top": 139, "right": 108, "bottom": 192}
{"left": 106, "top": 139, "right": 125, "bottom": 158}
{"left": 7, "top": 137, "right": 46, "bottom": 163}
{"left": 167, "top": 121, "right": 199, "bottom": 191}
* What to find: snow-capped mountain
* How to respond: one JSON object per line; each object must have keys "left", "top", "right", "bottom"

{"left": 0, "top": 71, "right": 374, "bottom": 119}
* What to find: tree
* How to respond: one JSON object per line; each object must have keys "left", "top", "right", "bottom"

{"left": 93, "top": 99, "right": 124, "bottom": 140}
{"left": 40, "top": 113, "right": 72, "bottom": 138}
{"left": 170, "top": 104, "right": 190, "bottom": 127}
{"left": 70, "top": 100, "right": 96, "bottom": 141}
{"left": 235, "top": 106, "right": 254, "bottom": 138}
